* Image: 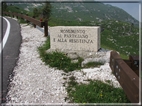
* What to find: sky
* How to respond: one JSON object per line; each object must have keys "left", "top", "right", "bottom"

{"left": 104, "top": 3, "right": 140, "bottom": 21}
{"left": 97, "top": 0, "right": 141, "bottom": 22}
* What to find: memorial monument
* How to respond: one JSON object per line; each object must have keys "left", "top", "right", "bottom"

{"left": 50, "top": 26, "right": 100, "bottom": 52}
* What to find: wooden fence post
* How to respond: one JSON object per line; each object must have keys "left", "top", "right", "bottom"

{"left": 110, "top": 51, "right": 139, "bottom": 103}
{"left": 4, "top": 12, "right": 47, "bottom": 36}
{"left": 20, "top": 12, "right": 23, "bottom": 20}
{"left": 10, "top": 12, "right": 12, "bottom": 18}
{"left": 110, "top": 51, "right": 121, "bottom": 73}
{"left": 32, "top": 16, "right": 36, "bottom": 28}
{"left": 44, "top": 20, "right": 48, "bottom": 37}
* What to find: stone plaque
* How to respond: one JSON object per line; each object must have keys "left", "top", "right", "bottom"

{"left": 50, "top": 26, "right": 100, "bottom": 52}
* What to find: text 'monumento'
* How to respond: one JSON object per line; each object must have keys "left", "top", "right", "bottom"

{"left": 50, "top": 26, "right": 100, "bottom": 52}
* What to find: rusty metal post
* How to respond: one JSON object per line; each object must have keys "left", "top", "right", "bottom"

{"left": 44, "top": 20, "right": 48, "bottom": 37}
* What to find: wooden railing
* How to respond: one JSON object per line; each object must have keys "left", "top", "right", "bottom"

{"left": 110, "top": 51, "right": 140, "bottom": 103}
{"left": 3, "top": 12, "right": 48, "bottom": 36}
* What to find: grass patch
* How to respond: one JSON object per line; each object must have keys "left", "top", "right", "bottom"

{"left": 38, "top": 37, "right": 104, "bottom": 72}
{"left": 18, "top": 18, "right": 27, "bottom": 24}
{"left": 43, "top": 51, "right": 83, "bottom": 72}
{"left": 101, "top": 44, "right": 129, "bottom": 59}
{"left": 66, "top": 78, "right": 130, "bottom": 103}
{"left": 83, "top": 61, "right": 104, "bottom": 68}
{"left": 38, "top": 37, "right": 50, "bottom": 59}
{"left": 38, "top": 36, "right": 130, "bottom": 104}
{"left": 38, "top": 37, "right": 84, "bottom": 72}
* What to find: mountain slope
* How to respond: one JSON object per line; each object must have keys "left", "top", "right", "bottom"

{"left": 99, "top": 20, "right": 139, "bottom": 59}
{"left": 7, "top": 2, "right": 138, "bottom": 25}
{"left": 50, "top": 2, "right": 138, "bottom": 25}
{"left": 4, "top": 2, "right": 139, "bottom": 59}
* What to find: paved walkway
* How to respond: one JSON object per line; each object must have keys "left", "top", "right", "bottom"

{"left": 1, "top": 17, "right": 22, "bottom": 103}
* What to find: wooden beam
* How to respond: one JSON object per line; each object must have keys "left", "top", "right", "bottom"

{"left": 110, "top": 51, "right": 139, "bottom": 103}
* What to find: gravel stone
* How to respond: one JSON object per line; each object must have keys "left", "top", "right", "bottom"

{"left": 6, "top": 23, "right": 121, "bottom": 105}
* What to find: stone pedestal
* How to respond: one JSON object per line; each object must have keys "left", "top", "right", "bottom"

{"left": 50, "top": 26, "right": 100, "bottom": 52}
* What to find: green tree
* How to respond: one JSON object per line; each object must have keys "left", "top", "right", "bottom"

{"left": 2, "top": 2, "right": 7, "bottom": 11}
{"left": 42, "top": 2, "right": 52, "bottom": 20}
{"left": 33, "top": 8, "right": 39, "bottom": 18}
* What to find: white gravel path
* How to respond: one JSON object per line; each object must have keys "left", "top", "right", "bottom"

{"left": 6, "top": 24, "right": 68, "bottom": 105}
{"left": 6, "top": 23, "right": 121, "bottom": 105}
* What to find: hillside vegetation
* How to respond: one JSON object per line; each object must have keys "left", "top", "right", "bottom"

{"left": 5, "top": 2, "right": 139, "bottom": 25}
{"left": 51, "top": 2, "right": 138, "bottom": 25}
{"left": 3, "top": 2, "right": 139, "bottom": 59}
{"left": 100, "top": 20, "right": 139, "bottom": 59}
{"left": 48, "top": 19, "right": 139, "bottom": 59}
